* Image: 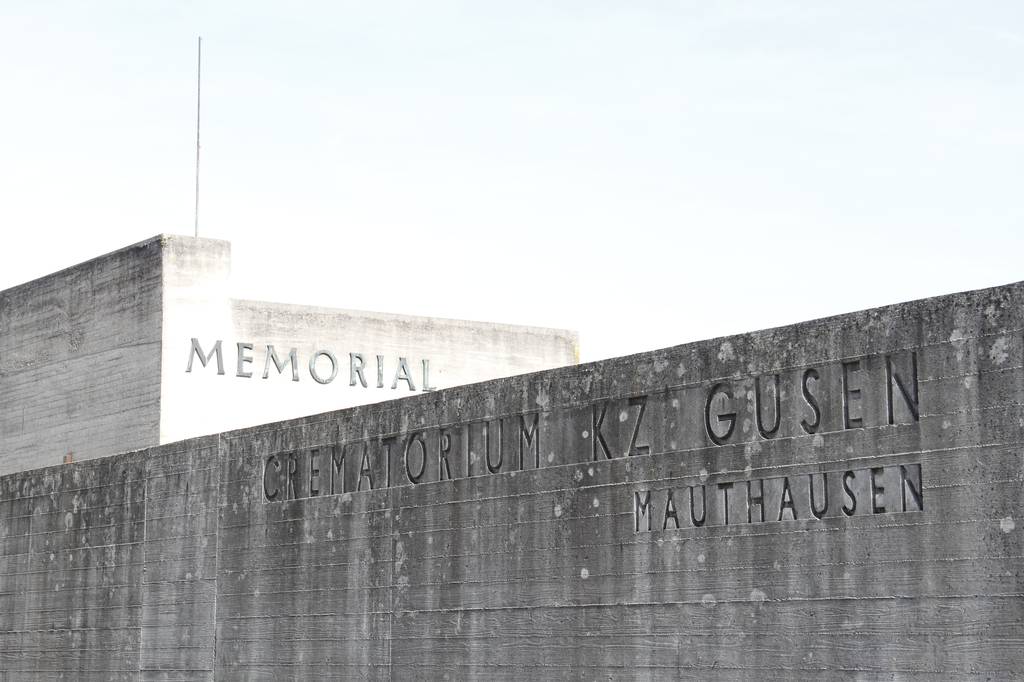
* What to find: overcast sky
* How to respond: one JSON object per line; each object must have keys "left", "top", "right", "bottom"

{"left": 1, "top": 2, "right": 1021, "bottom": 361}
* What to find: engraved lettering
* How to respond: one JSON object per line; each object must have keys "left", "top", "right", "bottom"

{"left": 627, "top": 395, "right": 650, "bottom": 456}
{"left": 717, "top": 481, "right": 734, "bottom": 524}
{"left": 358, "top": 445, "right": 374, "bottom": 491}
{"left": 705, "top": 383, "right": 736, "bottom": 445}
{"left": 842, "top": 470, "right": 857, "bottom": 516}
{"left": 747, "top": 479, "right": 765, "bottom": 523}
{"left": 777, "top": 476, "right": 796, "bottom": 520}
{"left": 634, "top": 490, "right": 652, "bottom": 532}
{"left": 236, "top": 342, "right": 254, "bottom": 378}
{"left": 592, "top": 402, "right": 612, "bottom": 460}
{"left": 519, "top": 413, "right": 539, "bottom": 470}
{"left": 330, "top": 445, "right": 347, "bottom": 494}
{"left": 382, "top": 437, "right": 396, "bottom": 488}
{"left": 900, "top": 464, "right": 923, "bottom": 511}
{"left": 663, "top": 489, "right": 680, "bottom": 530}
{"left": 391, "top": 357, "right": 416, "bottom": 391}
{"left": 405, "top": 432, "right": 427, "bottom": 484}
{"left": 308, "top": 448, "right": 321, "bottom": 496}
{"left": 422, "top": 359, "right": 435, "bottom": 391}
{"left": 486, "top": 420, "right": 503, "bottom": 474}
{"left": 808, "top": 472, "right": 828, "bottom": 519}
{"left": 437, "top": 429, "right": 452, "bottom": 481}
{"left": 465, "top": 421, "right": 476, "bottom": 477}
{"left": 376, "top": 354, "right": 385, "bottom": 388}
{"left": 689, "top": 485, "right": 707, "bottom": 527}
{"left": 263, "top": 345, "right": 299, "bottom": 381}
{"left": 632, "top": 464, "right": 922, "bottom": 530}
{"left": 285, "top": 452, "right": 298, "bottom": 501}
{"left": 870, "top": 466, "right": 886, "bottom": 513}
{"left": 186, "top": 338, "right": 224, "bottom": 374}
{"left": 754, "top": 374, "right": 781, "bottom": 439}
{"left": 842, "top": 360, "right": 864, "bottom": 429}
{"left": 263, "top": 455, "right": 280, "bottom": 501}
{"left": 886, "top": 352, "right": 920, "bottom": 424}
{"left": 350, "top": 353, "right": 368, "bottom": 388}
{"left": 801, "top": 368, "right": 821, "bottom": 434}
{"left": 309, "top": 349, "right": 339, "bottom": 384}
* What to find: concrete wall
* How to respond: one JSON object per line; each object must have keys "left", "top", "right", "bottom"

{"left": 0, "top": 238, "right": 163, "bottom": 474}
{"left": 0, "top": 436, "right": 220, "bottom": 680}
{"left": 2, "top": 280, "right": 1021, "bottom": 679}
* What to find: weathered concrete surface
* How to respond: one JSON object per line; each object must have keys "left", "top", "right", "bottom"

{"left": 0, "top": 436, "right": 220, "bottom": 680}
{"left": 2, "top": 281, "right": 1023, "bottom": 679}
{"left": 0, "top": 238, "right": 164, "bottom": 474}
{"left": 0, "top": 235, "right": 578, "bottom": 475}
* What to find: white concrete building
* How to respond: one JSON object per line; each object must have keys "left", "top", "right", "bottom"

{"left": 0, "top": 235, "right": 578, "bottom": 475}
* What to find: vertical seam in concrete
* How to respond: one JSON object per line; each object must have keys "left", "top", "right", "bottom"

{"left": 388, "top": 485, "right": 396, "bottom": 678}
{"left": 137, "top": 463, "right": 149, "bottom": 678}
{"left": 211, "top": 432, "right": 223, "bottom": 680}
{"left": 23, "top": 499, "right": 33, "bottom": 676}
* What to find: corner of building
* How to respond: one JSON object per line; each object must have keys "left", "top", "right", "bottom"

{"left": 157, "top": 234, "right": 234, "bottom": 446}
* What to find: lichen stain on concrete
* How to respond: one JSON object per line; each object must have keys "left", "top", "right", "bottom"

{"left": 989, "top": 337, "right": 1010, "bottom": 365}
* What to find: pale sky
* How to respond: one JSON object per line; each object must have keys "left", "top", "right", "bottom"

{"left": 1, "top": 2, "right": 1021, "bottom": 361}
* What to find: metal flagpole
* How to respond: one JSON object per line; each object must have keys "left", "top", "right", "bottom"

{"left": 194, "top": 36, "right": 202, "bottom": 238}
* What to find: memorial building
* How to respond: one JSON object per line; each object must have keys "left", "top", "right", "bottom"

{"left": 0, "top": 238, "right": 1020, "bottom": 678}
{"left": 0, "top": 235, "right": 578, "bottom": 475}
